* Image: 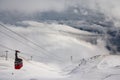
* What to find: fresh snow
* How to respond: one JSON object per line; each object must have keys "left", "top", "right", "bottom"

{"left": 0, "top": 21, "right": 120, "bottom": 80}
{"left": 0, "top": 58, "right": 65, "bottom": 80}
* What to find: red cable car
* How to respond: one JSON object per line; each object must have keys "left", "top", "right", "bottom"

{"left": 14, "top": 50, "right": 23, "bottom": 69}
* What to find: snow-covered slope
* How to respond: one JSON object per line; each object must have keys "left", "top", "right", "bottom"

{"left": 1, "top": 22, "right": 120, "bottom": 80}
{"left": 61, "top": 55, "right": 120, "bottom": 80}
{"left": 0, "top": 22, "right": 108, "bottom": 63}
{"left": 0, "top": 57, "right": 65, "bottom": 80}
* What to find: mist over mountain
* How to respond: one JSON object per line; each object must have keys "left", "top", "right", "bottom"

{"left": 0, "top": 6, "right": 114, "bottom": 26}
{"left": 1, "top": 1, "right": 120, "bottom": 80}
{"left": 0, "top": 4, "right": 120, "bottom": 54}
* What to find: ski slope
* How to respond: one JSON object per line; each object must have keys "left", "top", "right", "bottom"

{"left": 0, "top": 21, "right": 120, "bottom": 80}
{"left": 0, "top": 57, "right": 65, "bottom": 80}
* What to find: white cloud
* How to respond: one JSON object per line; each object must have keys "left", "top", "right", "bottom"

{"left": 77, "top": 0, "right": 120, "bottom": 20}
{"left": 0, "top": 0, "right": 120, "bottom": 20}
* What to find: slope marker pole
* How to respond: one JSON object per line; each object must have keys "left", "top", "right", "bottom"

{"left": 5, "top": 51, "right": 8, "bottom": 61}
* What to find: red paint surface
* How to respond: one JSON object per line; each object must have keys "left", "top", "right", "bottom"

{"left": 15, "top": 62, "right": 23, "bottom": 69}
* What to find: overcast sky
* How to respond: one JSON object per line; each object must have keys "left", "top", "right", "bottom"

{"left": 0, "top": 0, "right": 67, "bottom": 13}
{"left": 0, "top": 0, "right": 120, "bottom": 20}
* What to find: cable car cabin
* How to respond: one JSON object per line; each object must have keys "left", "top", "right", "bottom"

{"left": 14, "top": 50, "right": 23, "bottom": 69}
{"left": 15, "top": 60, "right": 23, "bottom": 69}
